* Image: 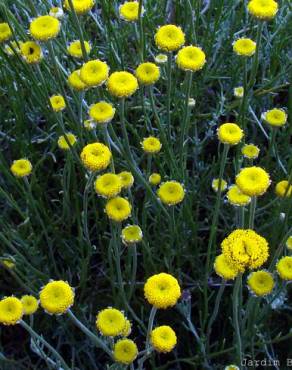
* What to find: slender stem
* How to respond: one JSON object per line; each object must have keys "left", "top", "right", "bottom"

{"left": 166, "top": 53, "right": 172, "bottom": 141}
{"left": 248, "top": 22, "right": 264, "bottom": 90}
{"left": 233, "top": 274, "right": 243, "bottom": 365}
{"left": 145, "top": 307, "right": 157, "bottom": 353}
{"left": 248, "top": 196, "right": 257, "bottom": 229}
{"left": 180, "top": 71, "right": 193, "bottom": 165}
{"left": 128, "top": 244, "right": 137, "bottom": 301}
{"left": 138, "top": 0, "right": 145, "bottom": 61}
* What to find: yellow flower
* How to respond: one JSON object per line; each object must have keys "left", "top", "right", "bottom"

{"left": 234, "top": 86, "right": 244, "bottom": 98}
{"left": 29, "top": 15, "right": 60, "bottom": 41}
{"left": 221, "top": 229, "right": 269, "bottom": 272}
{"left": 217, "top": 123, "right": 244, "bottom": 145}
{"left": 0, "top": 297, "right": 23, "bottom": 325}
{"left": 121, "top": 225, "right": 143, "bottom": 245}
{"left": 157, "top": 181, "right": 185, "bottom": 206}
{"left": 144, "top": 272, "right": 181, "bottom": 309}
{"left": 233, "top": 38, "right": 256, "bottom": 57}
{"left": 68, "top": 70, "right": 87, "bottom": 91}
{"left": 67, "top": 40, "right": 91, "bottom": 58}
{"left": 113, "top": 339, "right": 138, "bottom": 364}
{"left": 21, "top": 295, "right": 39, "bottom": 315}
{"left": 286, "top": 236, "right": 292, "bottom": 251}
{"left": 150, "top": 326, "right": 177, "bottom": 353}
{"left": 58, "top": 133, "right": 77, "bottom": 150}
{"left": 94, "top": 173, "right": 122, "bottom": 198}
{"left": 262, "top": 108, "right": 287, "bottom": 127}
{"left": 49, "top": 7, "right": 64, "bottom": 19}
{"left": 80, "top": 143, "right": 112, "bottom": 172}
{"left": 40, "top": 280, "right": 74, "bottom": 315}
{"left": 20, "top": 41, "right": 43, "bottom": 64}
{"left": 247, "top": 270, "right": 274, "bottom": 296}
{"left": 135, "top": 62, "right": 160, "bottom": 85}
{"left": 275, "top": 180, "right": 292, "bottom": 197}
{"left": 118, "top": 171, "right": 134, "bottom": 189}
{"left": 105, "top": 197, "right": 131, "bottom": 222}
{"left": 50, "top": 95, "right": 66, "bottom": 112}
{"left": 10, "top": 159, "right": 32, "bottom": 178}
{"left": 277, "top": 256, "right": 292, "bottom": 280}
{"left": 155, "top": 54, "right": 168, "bottom": 64}
{"left": 0, "top": 22, "right": 12, "bottom": 43}
{"left": 96, "top": 308, "right": 127, "bottom": 336}
{"left": 107, "top": 71, "right": 138, "bottom": 98}
{"left": 119, "top": 1, "right": 144, "bottom": 22}
{"left": 247, "top": 0, "right": 278, "bottom": 20}
{"left": 80, "top": 60, "right": 109, "bottom": 87}
{"left": 188, "top": 98, "right": 196, "bottom": 107}
{"left": 141, "top": 136, "right": 162, "bottom": 154}
{"left": 176, "top": 45, "right": 206, "bottom": 72}
{"left": 212, "top": 178, "right": 227, "bottom": 193}
{"left": 227, "top": 185, "right": 251, "bottom": 207}
{"left": 121, "top": 319, "right": 132, "bottom": 337}
{"left": 64, "top": 0, "right": 95, "bottom": 14}
{"left": 214, "top": 254, "right": 239, "bottom": 280}
{"left": 1, "top": 259, "right": 15, "bottom": 269}
{"left": 236, "top": 166, "right": 270, "bottom": 196}
{"left": 224, "top": 366, "right": 240, "bottom": 370}
{"left": 155, "top": 24, "right": 185, "bottom": 52}
{"left": 89, "top": 101, "right": 116, "bottom": 124}
{"left": 149, "top": 173, "right": 161, "bottom": 186}
{"left": 241, "top": 144, "right": 260, "bottom": 159}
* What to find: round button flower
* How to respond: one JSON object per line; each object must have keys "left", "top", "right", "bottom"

{"left": 155, "top": 25, "right": 185, "bottom": 52}
{"left": 80, "top": 60, "right": 109, "bottom": 87}
{"left": 121, "top": 225, "right": 143, "bottom": 245}
{"left": 0, "top": 23, "right": 12, "bottom": 43}
{"left": 29, "top": 15, "right": 60, "bottom": 41}
{"left": 150, "top": 326, "right": 177, "bottom": 353}
{"left": 0, "top": 297, "right": 23, "bottom": 325}
{"left": 247, "top": 270, "right": 274, "bottom": 296}
{"left": 113, "top": 338, "right": 138, "bottom": 364}
{"left": 89, "top": 101, "right": 115, "bottom": 124}
{"left": 40, "top": 280, "right": 74, "bottom": 314}
{"left": 262, "top": 108, "right": 287, "bottom": 127}
{"left": 214, "top": 254, "right": 239, "bottom": 280}
{"left": 58, "top": 133, "right": 77, "bottom": 150}
{"left": 135, "top": 62, "right": 160, "bottom": 85}
{"left": 236, "top": 166, "right": 270, "bottom": 196}
{"left": 286, "top": 236, "right": 292, "bottom": 251}
{"left": 241, "top": 144, "right": 260, "bottom": 159}
{"left": 225, "top": 365, "right": 240, "bottom": 370}
{"left": 68, "top": 69, "right": 87, "bottom": 91}
{"left": 155, "top": 54, "right": 167, "bottom": 64}
{"left": 64, "top": 0, "right": 95, "bottom": 14}
{"left": 94, "top": 173, "right": 122, "bottom": 198}
{"left": 275, "top": 180, "right": 292, "bottom": 197}
{"left": 277, "top": 256, "right": 292, "bottom": 280}
{"left": 144, "top": 272, "right": 181, "bottom": 309}
{"left": 234, "top": 86, "right": 244, "bottom": 98}
{"left": 212, "top": 178, "right": 227, "bottom": 193}
{"left": 10, "top": 159, "right": 32, "bottom": 178}
{"left": 227, "top": 185, "right": 251, "bottom": 207}
{"left": 118, "top": 171, "right": 134, "bottom": 189}
{"left": 247, "top": 0, "right": 278, "bottom": 20}
{"left": 96, "top": 308, "right": 127, "bottom": 336}
{"left": 50, "top": 95, "right": 66, "bottom": 112}
{"left": 141, "top": 136, "right": 162, "bottom": 154}
{"left": 157, "top": 181, "right": 185, "bottom": 206}
{"left": 149, "top": 173, "right": 161, "bottom": 186}
{"left": 119, "top": 1, "right": 144, "bottom": 22}
{"left": 121, "top": 319, "right": 132, "bottom": 337}
{"left": 107, "top": 71, "right": 138, "bottom": 98}
{"left": 21, "top": 295, "right": 39, "bottom": 315}
{"left": 67, "top": 40, "right": 91, "bottom": 58}
{"left": 233, "top": 38, "right": 256, "bottom": 57}
{"left": 105, "top": 197, "right": 131, "bottom": 222}
{"left": 80, "top": 143, "right": 112, "bottom": 172}
{"left": 20, "top": 41, "right": 43, "bottom": 64}
{"left": 49, "top": 7, "right": 64, "bottom": 19}
{"left": 217, "top": 123, "right": 244, "bottom": 145}
{"left": 176, "top": 45, "right": 206, "bottom": 72}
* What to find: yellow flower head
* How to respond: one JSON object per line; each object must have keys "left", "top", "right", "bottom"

{"left": 155, "top": 24, "right": 185, "bottom": 52}
{"left": 224, "top": 366, "right": 240, "bottom": 370}
{"left": 58, "top": 133, "right": 77, "bottom": 150}
{"left": 50, "top": 95, "right": 66, "bottom": 112}
{"left": 149, "top": 173, "right": 161, "bottom": 186}
{"left": 89, "top": 101, "right": 116, "bottom": 124}
{"left": 188, "top": 98, "right": 196, "bottom": 107}
{"left": 80, "top": 60, "right": 109, "bottom": 87}
{"left": 119, "top": 1, "right": 144, "bottom": 22}
{"left": 21, "top": 295, "right": 39, "bottom": 315}
{"left": 212, "top": 178, "right": 227, "bottom": 193}
{"left": 20, "top": 41, "right": 43, "bottom": 64}
{"left": 234, "top": 86, "right": 244, "bottom": 98}
{"left": 80, "top": 142, "right": 112, "bottom": 172}
{"left": 233, "top": 38, "right": 256, "bottom": 57}
{"left": 157, "top": 181, "right": 185, "bottom": 206}
{"left": 236, "top": 166, "right": 270, "bottom": 196}
{"left": 277, "top": 256, "right": 292, "bottom": 280}
{"left": 135, "top": 62, "right": 160, "bottom": 85}
{"left": 275, "top": 180, "right": 292, "bottom": 198}
{"left": 96, "top": 308, "right": 127, "bottom": 336}
{"left": 95, "top": 173, "right": 122, "bottom": 198}
{"left": 49, "top": 7, "right": 64, "bottom": 19}
{"left": 155, "top": 54, "right": 168, "bottom": 64}
{"left": 30, "top": 15, "right": 60, "bottom": 41}
{"left": 227, "top": 185, "right": 251, "bottom": 207}
{"left": 0, "top": 22, "right": 12, "bottom": 43}
{"left": 67, "top": 40, "right": 91, "bottom": 58}
{"left": 64, "top": 0, "right": 95, "bottom": 14}
{"left": 176, "top": 45, "right": 206, "bottom": 72}
{"left": 121, "top": 225, "right": 143, "bottom": 245}
{"left": 214, "top": 254, "right": 239, "bottom": 280}
{"left": 150, "top": 326, "right": 177, "bottom": 353}
{"left": 68, "top": 69, "right": 87, "bottom": 91}
{"left": 105, "top": 197, "right": 131, "bottom": 222}
{"left": 107, "top": 71, "right": 138, "bottom": 98}
{"left": 285, "top": 236, "right": 292, "bottom": 252}
{"left": 241, "top": 144, "right": 260, "bottom": 159}
{"left": 121, "top": 319, "right": 132, "bottom": 337}
{"left": 1, "top": 259, "right": 15, "bottom": 269}
{"left": 118, "top": 171, "right": 134, "bottom": 189}
{"left": 247, "top": 0, "right": 278, "bottom": 20}
{"left": 247, "top": 270, "right": 274, "bottom": 296}
{"left": 141, "top": 136, "right": 162, "bottom": 154}
{"left": 0, "top": 297, "right": 23, "bottom": 325}
{"left": 113, "top": 339, "right": 138, "bottom": 364}
{"left": 10, "top": 159, "right": 32, "bottom": 178}
{"left": 144, "top": 272, "right": 181, "bottom": 309}
{"left": 262, "top": 108, "right": 287, "bottom": 127}
{"left": 40, "top": 280, "right": 74, "bottom": 314}
{"left": 217, "top": 123, "right": 244, "bottom": 145}
{"left": 221, "top": 229, "right": 269, "bottom": 272}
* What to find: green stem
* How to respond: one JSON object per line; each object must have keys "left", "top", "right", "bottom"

{"left": 145, "top": 306, "right": 157, "bottom": 353}
{"left": 248, "top": 22, "right": 264, "bottom": 90}
{"left": 233, "top": 274, "right": 243, "bottom": 365}
{"left": 180, "top": 71, "right": 193, "bottom": 165}
{"left": 166, "top": 53, "right": 172, "bottom": 141}
{"left": 138, "top": 0, "right": 145, "bottom": 61}
{"left": 248, "top": 196, "right": 257, "bottom": 229}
